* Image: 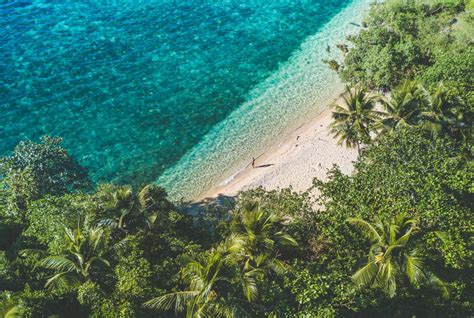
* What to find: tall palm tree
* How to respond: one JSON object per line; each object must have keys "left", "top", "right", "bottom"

{"left": 418, "top": 84, "right": 452, "bottom": 134}
{"left": 379, "top": 80, "right": 424, "bottom": 134}
{"left": 331, "top": 86, "right": 380, "bottom": 153}
{"left": 417, "top": 84, "right": 469, "bottom": 139}
{"left": 348, "top": 213, "right": 446, "bottom": 298}
{"left": 36, "top": 227, "right": 111, "bottom": 289}
{"left": 98, "top": 184, "right": 172, "bottom": 234}
{"left": 231, "top": 206, "right": 298, "bottom": 260}
{"left": 227, "top": 206, "right": 298, "bottom": 305}
{"left": 144, "top": 207, "right": 297, "bottom": 317}
{"left": 144, "top": 243, "right": 248, "bottom": 318}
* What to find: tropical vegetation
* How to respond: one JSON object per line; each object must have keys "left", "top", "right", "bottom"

{"left": 0, "top": 0, "right": 472, "bottom": 317}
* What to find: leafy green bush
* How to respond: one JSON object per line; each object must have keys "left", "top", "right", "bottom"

{"left": 339, "top": 0, "right": 468, "bottom": 90}
{"left": 0, "top": 136, "right": 90, "bottom": 216}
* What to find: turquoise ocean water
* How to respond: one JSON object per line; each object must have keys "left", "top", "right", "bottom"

{"left": 1, "top": 0, "right": 372, "bottom": 199}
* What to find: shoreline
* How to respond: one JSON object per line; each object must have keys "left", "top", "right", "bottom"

{"left": 198, "top": 93, "right": 358, "bottom": 201}
{"left": 157, "top": 0, "right": 373, "bottom": 201}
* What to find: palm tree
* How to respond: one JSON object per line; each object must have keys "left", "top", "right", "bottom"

{"left": 331, "top": 86, "right": 380, "bottom": 153}
{"left": 37, "top": 227, "right": 111, "bottom": 289}
{"left": 417, "top": 84, "right": 468, "bottom": 138}
{"left": 229, "top": 206, "right": 297, "bottom": 270}
{"left": 379, "top": 80, "right": 424, "bottom": 134}
{"left": 144, "top": 207, "right": 297, "bottom": 317}
{"left": 144, "top": 243, "right": 246, "bottom": 318}
{"left": 347, "top": 213, "right": 446, "bottom": 297}
{"left": 98, "top": 184, "right": 172, "bottom": 234}
{"left": 227, "top": 206, "right": 298, "bottom": 304}
{"left": 418, "top": 84, "right": 451, "bottom": 134}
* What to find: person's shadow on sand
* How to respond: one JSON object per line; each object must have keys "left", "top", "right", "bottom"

{"left": 255, "top": 163, "right": 274, "bottom": 168}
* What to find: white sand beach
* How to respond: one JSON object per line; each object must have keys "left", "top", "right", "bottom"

{"left": 156, "top": 1, "right": 374, "bottom": 201}
{"left": 199, "top": 97, "right": 358, "bottom": 200}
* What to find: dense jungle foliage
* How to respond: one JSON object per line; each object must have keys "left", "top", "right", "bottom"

{"left": 1, "top": 0, "right": 472, "bottom": 317}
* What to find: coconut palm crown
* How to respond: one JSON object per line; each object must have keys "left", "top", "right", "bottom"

{"left": 97, "top": 184, "right": 173, "bottom": 235}
{"left": 36, "top": 227, "right": 111, "bottom": 289}
{"left": 143, "top": 243, "right": 243, "bottom": 318}
{"left": 378, "top": 80, "right": 424, "bottom": 134}
{"left": 348, "top": 213, "right": 447, "bottom": 298}
{"left": 330, "top": 86, "right": 380, "bottom": 152}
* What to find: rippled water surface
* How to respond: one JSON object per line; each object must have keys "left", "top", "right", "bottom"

{"left": 1, "top": 0, "right": 356, "bottom": 195}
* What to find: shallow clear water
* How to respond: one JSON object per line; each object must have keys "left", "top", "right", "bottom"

{"left": 1, "top": 0, "right": 368, "bottom": 199}
{"left": 158, "top": 0, "right": 373, "bottom": 199}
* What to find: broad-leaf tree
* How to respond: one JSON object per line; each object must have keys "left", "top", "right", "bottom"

{"left": 0, "top": 136, "right": 90, "bottom": 215}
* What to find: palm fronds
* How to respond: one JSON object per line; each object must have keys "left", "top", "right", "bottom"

{"left": 348, "top": 213, "right": 445, "bottom": 298}
{"left": 347, "top": 217, "right": 382, "bottom": 243}
{"left": 36, "top": 226, "right": 112, "bottom": 289}
{"left": 143, "top": 290, "right": 199, "bottom": 313}
{"left": 331, "top": 86, "right": 381, "bottom": 151}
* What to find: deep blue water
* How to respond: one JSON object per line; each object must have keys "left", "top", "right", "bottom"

{"left": 0, "top": 0, "right": 352, "bottom": 189}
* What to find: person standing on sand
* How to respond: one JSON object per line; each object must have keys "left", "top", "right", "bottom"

{"left": 252, "top": 157, "right": 256, "bottom": 169}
